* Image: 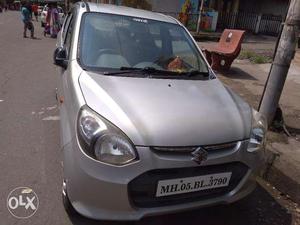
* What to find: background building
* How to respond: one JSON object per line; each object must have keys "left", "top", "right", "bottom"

{"left": 69, "top": 0, "right": 289, "bottom": 36}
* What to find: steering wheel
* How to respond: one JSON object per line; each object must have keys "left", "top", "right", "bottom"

{"left": 95, "top": 49, "right": 130, "bottom": 67}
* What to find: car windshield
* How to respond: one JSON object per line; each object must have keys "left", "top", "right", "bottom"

{"left": 79, "top": 13, "right": 209, "bottom": 75}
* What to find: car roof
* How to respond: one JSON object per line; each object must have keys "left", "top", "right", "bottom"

{"left": 86, "top": 3, "right": 178, "bottom": 24}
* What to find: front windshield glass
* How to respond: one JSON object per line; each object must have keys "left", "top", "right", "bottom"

{"left": 79, "top": 13, "right": 209, "bottom": 74}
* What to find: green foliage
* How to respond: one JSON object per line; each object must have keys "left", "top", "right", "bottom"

{"left": 251, "top": 55, "right": 271, "bottom": 64}
{"left": 239, "top": 50, "right": 272, "bottom": 64}
{"left": 239, "top": 51, "right": 256, "bottom": 59}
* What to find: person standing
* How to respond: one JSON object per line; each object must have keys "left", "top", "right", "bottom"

{"left": 44, "top": 4, "right": 52, "bottom": 36}
{"left": 21, "top": 1, "right": 35, "bottom": 38}
{"left": 47, "top": 3, "right": 61, "bottom": 38}
{"left": 25, "top": 1, "right": 32, "bottom": 19}
{"left": 32, "top": 3, "right": 38, "bottom": 21}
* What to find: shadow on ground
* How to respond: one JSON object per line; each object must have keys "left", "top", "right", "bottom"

{"left": 67, "top": 185, "right": 292, "bottom": 225}
{"left": 286, "top": 125, "right": 300, "bottom": 135}
{"left": 218, "top": 67, "right": 258, "bottom": 81}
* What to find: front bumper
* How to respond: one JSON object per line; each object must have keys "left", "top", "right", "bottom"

{"left": 62, "top": 139, "right": 265, "bottom": 221}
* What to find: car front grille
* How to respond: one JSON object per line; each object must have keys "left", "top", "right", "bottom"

{"left": 128, "top": 162, "right": 248, "bottom": 208}
{"left": 151, "top": 141, "right": 239, "bottom": 153}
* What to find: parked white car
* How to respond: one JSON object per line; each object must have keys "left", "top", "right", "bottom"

{"left": 40, "top": 4, "right": 64, "bottom": 27}
{"left": 54, "top": 2, "right": 267, "bottom": 221}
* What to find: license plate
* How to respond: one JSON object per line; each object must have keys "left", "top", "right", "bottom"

{"left": 156, "top": 172, "right": 232, "bottom": 197}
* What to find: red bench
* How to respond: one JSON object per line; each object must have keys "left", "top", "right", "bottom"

{"left": 204, "top": 29, "right": 245, "bottom": 71}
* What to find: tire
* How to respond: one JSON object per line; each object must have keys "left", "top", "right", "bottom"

{"left": 41, "top": 22, "right": 45, "bottom": 27}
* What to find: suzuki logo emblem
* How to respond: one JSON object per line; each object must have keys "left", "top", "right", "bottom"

{"left": 191, "top": 147, "right": 208, "bottom": 164}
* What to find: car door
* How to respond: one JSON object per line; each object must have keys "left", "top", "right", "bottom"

{"left": 56, "top": 11, "right": 75, "bottom": 149}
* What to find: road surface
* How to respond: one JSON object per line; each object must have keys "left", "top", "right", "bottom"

{"left": 0, "top": 11, "right": 297, "bottom": 225}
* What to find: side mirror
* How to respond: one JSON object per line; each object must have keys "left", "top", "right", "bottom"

{"left": 54, "top": 47, "right": 68, "bottom": 69}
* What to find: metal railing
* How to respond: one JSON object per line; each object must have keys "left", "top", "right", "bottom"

{"left": 217, "top": 12, "right": 258, "bottom": 31}
{"left": 259, "top": 14, "right": 282, "bottom": 36}
{"left": 217, "top": 11, "right": 283, "bottom": 36}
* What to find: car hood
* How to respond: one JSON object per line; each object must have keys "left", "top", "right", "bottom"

{"left": 79, "top": 71, "right": 252, "bottom": 146}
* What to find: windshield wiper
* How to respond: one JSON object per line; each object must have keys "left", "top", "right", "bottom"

{"left": 103, "top": 67, "right": 171, "bottom": 76}
{"left": 103, "top": 67, "right": 211, "bottom": 79}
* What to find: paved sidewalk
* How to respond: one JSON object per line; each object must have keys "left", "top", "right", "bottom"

{"left": 199, "top": 38, "right": 300, "bottom": 204}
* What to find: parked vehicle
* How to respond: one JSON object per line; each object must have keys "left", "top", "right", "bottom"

{"left": 54, "top": 2, "right": 267, "bottom": 221}
{"left": 40, "top": 4, "right": 64, "bottom": 27}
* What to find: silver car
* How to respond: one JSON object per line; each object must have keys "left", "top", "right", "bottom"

{"left": 54, "top": 2, "right": 267, "bottom": 221}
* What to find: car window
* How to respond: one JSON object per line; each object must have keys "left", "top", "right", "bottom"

{"left": 64, "top": 15, "right": 74, "bottom": 58}
{"left": 79, "top": 13, "right": 208, "bottom": 74}
{"left": 62, "top": 13, "right": 72, "bottom": 41}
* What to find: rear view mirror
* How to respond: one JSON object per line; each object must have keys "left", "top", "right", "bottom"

{"left": 54, "top": 47, "right": 68, "bottom": 69}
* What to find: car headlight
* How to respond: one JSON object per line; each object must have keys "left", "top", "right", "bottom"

{"left": 247, "top": 109, "right": 268, "bottom": 153}
{"left": 77, "top": 106, "right": 137, "bottom": 166}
